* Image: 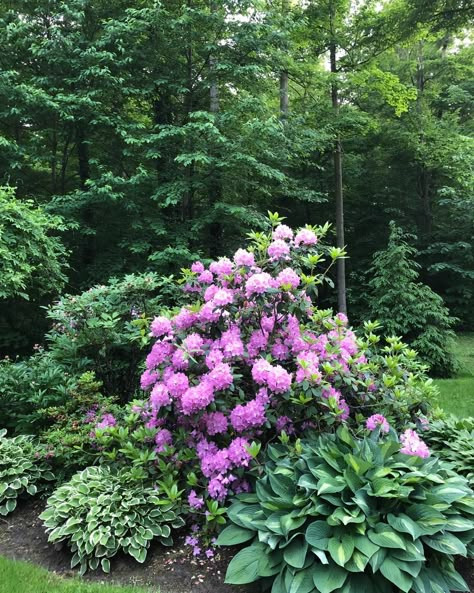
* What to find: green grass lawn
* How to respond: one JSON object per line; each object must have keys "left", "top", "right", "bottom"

{"left": 434, "top": 333, "right": 474, "bottom": 417}
{"left": 0, "top": 557, "right": 157, "bottom": 593}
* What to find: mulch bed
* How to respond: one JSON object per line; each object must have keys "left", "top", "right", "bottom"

{"left": 0, "top": 498, "right": 472, "bottom": 593}
{"left": 0, "top": 498, "right": 257, "bottom": 593}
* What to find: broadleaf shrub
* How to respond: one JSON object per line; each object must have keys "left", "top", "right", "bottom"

{"left": 46, "top": 272, "right": 183, "bottom": 401}
{"left": 123, "top": 218, "right": 435, "bottom": 504}
{"left": 0, "top": 429, "right": 54, "bottom": 515}
{"left": 40, "top": 466, "right": 185, "bottom": 574}
{"left": 219, "top": 427, "right": 474, "bottom": 592}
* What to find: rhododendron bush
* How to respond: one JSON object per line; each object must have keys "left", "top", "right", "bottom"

{"left": 99, "top": 217, "right": 435, "bottom": 506}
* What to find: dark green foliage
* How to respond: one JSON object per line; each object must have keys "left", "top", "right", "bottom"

{"left": 0, "top": 349, "right": 79, "bottom": 434}
{"left": 367, "top": 223, "right": 458, "bottom": 377}
{"left": 0, "top": 429, "right": 55, "bottom": 516}
{"left": 219, "top": 428, "right": 474, "bottom": 592}
{"left": 40, "top": 466, "right": 185, "bottom": 574}
{"left": 45, "top": 272, "right": 182, "bottom": 401}
{"left": 424, "top": 416, "right": 474, "bottom": 486}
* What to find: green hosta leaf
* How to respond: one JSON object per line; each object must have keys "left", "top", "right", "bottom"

{"left": 353, "top": 535, "right": 379, "bottom": 559}
{"left": 306, "top": 521, "right": 332, "bottom": 550}
{"left": 445, "top": 516, "right": 474, "bottom": 532}
{"left": 128, "top": 546, "right": 147, "bottom": 563}
{"left": 406, "top": 505, "right": 447, "bottom": 535}
{"left": 281, "top": 514, "right": 307, "bottom": 536}
{"left": 5, "top": 499, "right": 16, "bottom": 514}
{"left": 284, "top": 537, "right": 308, "bottom": 569}
{"left": 269, "top": 473, "right": 296, "bottom": 501}
{"left": 225, "top": 546, "right": 264, "bottom": 584}
{"left": 431, "top": 483, "right": 470, "bottom": 504}
{"left": 289, "top": 568, "right": 316, "bottom": 593}
{"left": 312, "top": 562, "right": 347, "bottom": 593}
{"left": 101, "top": 558, "right": 110, "bottom": 573}
{"left": 317, "top": 478, "right": 345, "bottom": 495}
{"left": 344, "top": 550, "right": 369, "bottom": 573}
{"left": 327, "top": 535, "right": 354, "bottom": 567}
{"left": 216, "top": 524, "right": 255, "bottom": 546}
{"left": 368, "top": 526, "right": 407, "bottom": 550}
{"left": 379, "top": 557, "right": 413, "bottom": 593}
{"left": 387, "top": 513, "right": 422, "bottom": 540}
{"left": 423, "top": 532, "right": 467, "bottom": 556}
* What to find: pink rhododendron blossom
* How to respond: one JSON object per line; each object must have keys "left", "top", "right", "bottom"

{"left": 272, "top": 224, "right": 294, "bottom": 241}
{"left": 233, "top": 249, "right": 255, "bottom": 267}
{"left": 150, "top": 316, "right": 173, "bottom": 337}
{"left": 268, "top": 239, "right": 290, "bottom": 260}
{"left": 366, "top": 414, "right": 390, "bottom": 433}
{"left": 266, "top": 365, "right": 292, "bottom": 393}
{"left": 294, "top": 228, "right": 317, "bottom": 247}
{"left": 400, "top": 429, "right": 430, "bottom": 458}
{"left": 140, "top": 369, "right": 159, "bottom": 390}
{"left": 277, "top": 268, "right": 300, "bottom": 289}
{"left": 211, "top": 288, "right": 234, "bottom": 307}
{"left": 188, "top": 490, "right": 204, "bottom": 509}
{"left": 198, "top": 270, "right": 213, "bottom": 284}
{"left": 150, "top": 383, "right": 171, "bottom": 409}
{"left": 230, "top": 398, "right": 266, "bottom": 432}
{"left": 165, "top": 372, "right": 189, "bottom": 397}
{"left": 181, "top": 382, "right": 215, "bottom": 415}
{"left": 209, "top": 257, "right": 233, "bottom": 276}
{"left": 191, "top": 261, "right": 205, "bottom": 274}
{"left": 155, "top": 428, "right": 172, "bottom": 452}
{"left": 96, "top": 414, "right": 116, "bottom": 430}
{"left": 245, "top": 272, "right": 274, "bottom": 296}
{"left": 204, "top": 412, "right": 228, "bottom": 435}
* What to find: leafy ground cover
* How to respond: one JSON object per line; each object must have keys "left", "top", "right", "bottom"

{"left": 434, "top": 334, "right": 474, "bottom": 417}
{"left": 0, "top": 556, "right": 155, "bottom": 593}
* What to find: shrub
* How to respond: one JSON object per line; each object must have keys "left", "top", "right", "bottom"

{"left": 40, "top": 466, "right": 185, "bottom": 575}
{"left": 0, "top": 349, "right": 79, "bottom": 434}
{"left": 45, "top": 272, "right": 183, "bottom": 401}
{"left": 366, "top": 222, "right": 458, "bottom": 377}
{"left": 0, "top": 429, "right": 54, "bottom": 515}
{"left": 126, "top": 216, "right": 435, "bottom": 505}
{"left": 218, "top": 427, "right": 474, "bottom": 592}
{"left": 39, "top": 372, "right": 121, "bottom": 482}
{"left": 424, "top": 416, "right": 474, "bottom": 486}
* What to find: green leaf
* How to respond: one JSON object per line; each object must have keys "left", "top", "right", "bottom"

{"left": 387, "top": 513, "right": 422, "bottom": 540}
{"left": 225, "top": 546, "right": 263, "bottom": 584}
{"left": 101, "top": 558, "right": 111, "bottom": 573}
{"left": 379, "top": 557, "right": 413, "bottom": 593}
{"left": 368, "top": 526, "right": 407, "bottom": 550}
{"left": 216, "top": 524, "right": 255, "bottom": 546}
{"left": 284, "top": 537, "right": 308, "bottom": 569}
{"left": 327, "top": 536, "right": 354, "bottom": 567}
{"left": 312, "top": 563, "right": 348, "bottom": 593}
{"left": 305, "top": 521, "right": 332, "bottom": 550}
{"left": 422, "top": 532, "right": 467, "bottom": 556}
{"left": 289, "top": 568, "right": 317, "bottom": 593}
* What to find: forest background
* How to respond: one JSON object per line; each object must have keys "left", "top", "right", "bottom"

{"left": 0, "top": 0, "right": 473, "bottom": 364}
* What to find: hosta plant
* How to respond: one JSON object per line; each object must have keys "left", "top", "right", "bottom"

{"left": 0, "top": 429, "right": 54, "bottom": 515}
{"left": 424, "top": 416, "right": 474, "bottom": 486}
{"left": 40, "top": 465, "right": 185, "bottom": 574}
{"left": 218, "top": 427, "right": 474, "bottom": 593}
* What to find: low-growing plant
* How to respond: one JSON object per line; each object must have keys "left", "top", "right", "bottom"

{"left": 424, "top": 416, "right": 474, "bottom": 486}
{"left": 0, "top": 429, "right": 54, "bottom": 515}
{"left": 0, "top": 349, "right": 79, "bottom": 434}
{"left": 218, "top": 426, "right": 474, "bottom": 593}
{"left": 40, "top": 466, "right": 185, "bottom": 574}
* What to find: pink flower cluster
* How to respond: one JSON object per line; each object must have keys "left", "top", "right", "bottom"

{"left": 139, "top": 223, "right": 381, "bottom": 499}
{"left": 400, "top": 429, "right": 430, "bottom": 458}
{"left": 366, "top": 414, "right": 390, "bottom": 433}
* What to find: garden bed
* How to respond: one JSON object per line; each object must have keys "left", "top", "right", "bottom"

{"left": 0, "top": 499, "right": 257, "bottom": 593}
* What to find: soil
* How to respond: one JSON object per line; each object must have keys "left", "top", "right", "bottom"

{"left": 0, "top": 498, "right": 258, "bottom": 593}
{"left": 0, "top": 498, "right": 472, "bottom": 593}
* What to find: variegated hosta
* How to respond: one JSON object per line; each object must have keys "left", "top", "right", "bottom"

{"left": 40, "top": 466, "right": 185, "bottom": 575}
{"left": 218, "top": 428, "right": 474, "bottom": 593}
{"left": 0, "top": 429, "right": 54, "bottom": 516}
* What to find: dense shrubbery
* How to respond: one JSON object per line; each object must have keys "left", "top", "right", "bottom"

{"left": 0, "top": 429, "right": 54, "bottom": 515}
{"left": 40, "top": 466, "right": 185, "bottom": 574}
{"left": 367, "top": 223, "right": 458, "bottom": 377}
{"left": 45, "top": 272, "right": 183, "bottom": 401}
{"left": 219, "top": 427, "right": 474, "bottom": 592}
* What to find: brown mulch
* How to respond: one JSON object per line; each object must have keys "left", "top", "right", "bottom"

{"left": 0, "top": 498, "right": 258, "bottom": 593}
{"left": 0, "top": 498, "right": 472, "bottom": 592}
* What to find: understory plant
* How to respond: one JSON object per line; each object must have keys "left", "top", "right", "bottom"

{"left": 0, "top": 429, "right": 54, "bottom": 515}
{"left": 40, "top": 465, "right": 185, "bottom": 574}
{"left": 424, "top": 416, "right": 474, "bottom": 486}
{"left": 218, "top": 426, "right": 474, "bottom": 593}
{"left": 110, "top": 216, "right": 435, "bottom": 508}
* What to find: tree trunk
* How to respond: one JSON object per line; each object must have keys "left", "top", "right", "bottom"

{"left": 279, "top": 0, "right": 289, "bottom": 119}
{"left": 208, "top": 0, "right": 223, "bottom": 258}
{"left": 329, "top": 13, "right": 347, "bottom": 315}
{"left": 76, "top": 121, "right": 95, "bottom": 266}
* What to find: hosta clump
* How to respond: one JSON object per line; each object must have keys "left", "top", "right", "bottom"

{"left": 218, "top": 427, "right": 474, "bottom": 593}
{"left": 0, "top": 429, "right": 54, "bottom": 515}
{"left": 40, "top": 466, "right": 185, "bottom": 574}
{"left": 424, "top": 416, "right": 474, "bottom": 485}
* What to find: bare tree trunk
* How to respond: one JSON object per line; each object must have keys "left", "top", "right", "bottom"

{"left": 329, "top": 9, "right": 347, "bottom": 315}
{"left": 208, "top": 0, "right": 222, "bottom": 258}
{"left": 279, "top": 0, "right": 289, "bottom": 119}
